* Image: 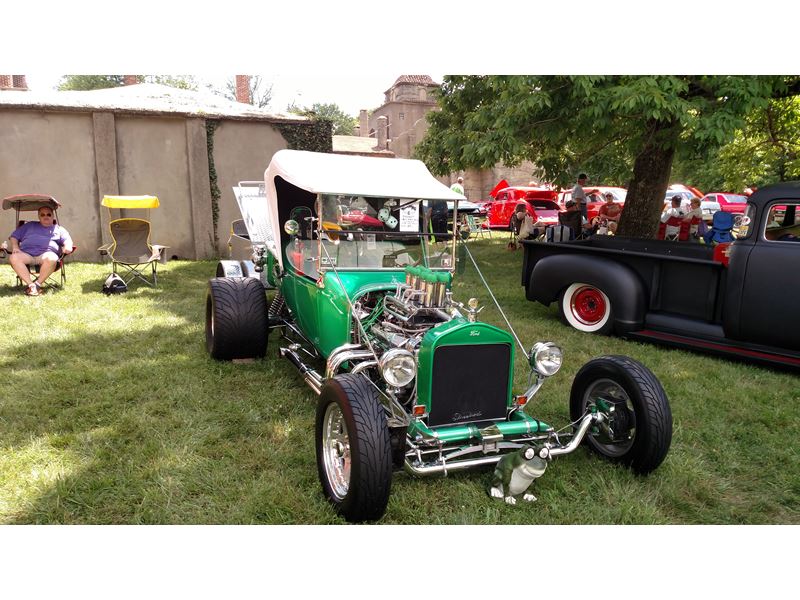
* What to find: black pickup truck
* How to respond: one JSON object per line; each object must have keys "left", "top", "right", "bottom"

{"left": 521, "top": 182, "right": 800, "bottom": 370}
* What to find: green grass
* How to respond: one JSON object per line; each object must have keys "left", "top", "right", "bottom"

{"left": 0, "top": 241, "right": 798, "bottom": 524}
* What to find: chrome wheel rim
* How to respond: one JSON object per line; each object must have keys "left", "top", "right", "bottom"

{"left": 322, "top": 402, "right": 351, "bottom": 501}
{"left": 584, "top": 378, "right": 636, "bottom": 456}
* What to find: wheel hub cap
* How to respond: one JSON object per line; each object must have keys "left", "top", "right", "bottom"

{"left": 572, "top": 286, "right": 606, "bottom": 325}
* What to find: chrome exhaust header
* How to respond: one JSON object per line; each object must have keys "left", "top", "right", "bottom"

{"left": 280, "top": 346, "right": 323, "bottom": 394}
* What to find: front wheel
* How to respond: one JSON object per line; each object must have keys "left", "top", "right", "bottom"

{"left": 570, "top": 355, "right": 672, "bottom": 474}
{"left": 316, "top": 374, "right": 392, "bottom": 522}
{"left": 559, "top": 282, "right": 614, "bottom": 334}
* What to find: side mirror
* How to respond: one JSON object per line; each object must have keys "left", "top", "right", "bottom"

{"left": 284, "top": 219, "right": 300, "bottom": 236}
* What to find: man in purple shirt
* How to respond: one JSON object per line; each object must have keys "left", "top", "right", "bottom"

{"left": 8, "top": 206, "right": 73, "bottom": 296}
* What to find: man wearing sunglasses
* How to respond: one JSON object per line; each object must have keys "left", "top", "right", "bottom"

{"left": 8, "top": 206, "right": 73, "bottom": 296}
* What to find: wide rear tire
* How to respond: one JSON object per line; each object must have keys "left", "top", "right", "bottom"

{"left": 205, "top": 277, "right": 268, "bottom": 360}
{"left": 569, "top": 355, "right": 672, "bottom": 474}
{"left": 316, "top": 374, "right": 392, "bottom": 522}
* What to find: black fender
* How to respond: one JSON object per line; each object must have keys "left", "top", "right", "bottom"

{"left": 526, "top": 254, "right": 646, "bottom": 333}
{"left": 215, "top": 260, "right": 273, "bottom": 288}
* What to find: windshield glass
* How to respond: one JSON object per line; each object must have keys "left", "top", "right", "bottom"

{"left": 316, "top": 194, "right": 455, "bottom": 270}
{"left": 723, "top": 194, "right": 748, "bottom": 203}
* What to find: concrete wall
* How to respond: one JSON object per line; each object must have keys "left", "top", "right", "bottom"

{"left": 212, "top": 120, "right": 288, "bottom": 256}
{"left": 0, "top": 110, "right": 98, "bottom": 260}
{"left": 0, "top": 108, "right": 288, "bottom": 261}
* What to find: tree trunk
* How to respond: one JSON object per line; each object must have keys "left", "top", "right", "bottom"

{"left": 617, "top": 119, "right": 680, "bottom": 238}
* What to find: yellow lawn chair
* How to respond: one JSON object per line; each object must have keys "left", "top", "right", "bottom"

{"left": 98, "top": 195, "right": 167, "bottom": 287}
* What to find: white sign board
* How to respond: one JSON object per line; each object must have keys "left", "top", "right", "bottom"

{"left": 399, "top": 202, "right": 420, "bottom": 232}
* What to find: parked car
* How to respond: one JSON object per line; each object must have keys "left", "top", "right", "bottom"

{"left": 206, "top": 150, "right": 673, "bottom": 522}
{"left": 668, "top": 183, "right": 703, "bottom": 198}
{"left": 559, "top": 186, "right": 627, "bottom": 222}
{"left": 665, "top": 190, "right": 715, "bottom": 223}
{"left": 474, "top": 199, "right": 494, "bottom": 215}
{"left": 487, "top": 186, "right": 559, "bottom": 229}
{"left": 521, "top": 182, "right": 800, "bottom": 370}
{"left": 700, "top": 193, "right": 749, "bottom": 215}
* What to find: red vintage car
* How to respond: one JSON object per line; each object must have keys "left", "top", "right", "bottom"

{"left": 486, "top": 186, "right": 559, "bottom": 229}
{"left": 700, "top": 193, "right": 749, "bottom": 215}
{"left": 558, "top": 186, "right": 627, "bottom": 222}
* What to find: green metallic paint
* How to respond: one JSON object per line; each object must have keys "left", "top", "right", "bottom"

{"left": 280, "top": 263, "right": 406, "bottom": 357}
{"left": 407, "top": 412, "right": 551, "bottom": 444}
{"left": 416, "top": 319, "right": 516, "bottom": 413}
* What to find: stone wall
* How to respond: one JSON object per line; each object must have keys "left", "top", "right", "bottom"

{"left": 0, "top": 108, "right": 289, "bottom": 261}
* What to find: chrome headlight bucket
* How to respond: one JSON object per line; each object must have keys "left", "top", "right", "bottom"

{"left": 379, "top": 348, "right": 417, "bottom": 388}
{"left": 530, "top": 342, "right": 563, "bottom": 377}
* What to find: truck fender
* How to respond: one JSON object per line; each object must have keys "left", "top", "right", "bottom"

{"left": 526, "top": 254, "right": 646, "bottom": 333}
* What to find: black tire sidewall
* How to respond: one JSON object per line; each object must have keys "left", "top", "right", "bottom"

{"left": 570, "top": 355, "right": 672, "bottom": 474}
{"left": 315, "top": 374, "right": 392, "bottom": 522}
{"left": 206, "top": 277, "right": 268, "bottom": 360}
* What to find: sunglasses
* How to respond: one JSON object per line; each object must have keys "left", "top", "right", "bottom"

{"left": 40, "top": 213, "right": 53, "bottom": 217}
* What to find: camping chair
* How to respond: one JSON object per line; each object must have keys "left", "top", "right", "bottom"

{"left": 464, "top": 213, "right": 490, "bottom": 240}
{"left": 98, "top": 195, "right": 166, "bottom": 287}
{"left": 103, "top": 219, "right": 162, "bottom": 286}
{"left": 704, "top": 211, "right": 735, "bottom": 245}
{"left": 657, "top": 215, "right": 683, "bottom": 241}
{"left": 558, "top": 210, "right": 588, "bottom": 240}
{"left": 2, "top": 194, "right": 76, "bottom": 290}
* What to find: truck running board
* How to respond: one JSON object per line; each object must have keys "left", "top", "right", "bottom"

{"left": 626, "top": 330, "right": 800, "bottom": 369}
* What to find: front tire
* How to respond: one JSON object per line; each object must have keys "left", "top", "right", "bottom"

{"left": 316, "top": 374, "right": 392, "bottom": 522}
{"left": 559, "top": 282, "right": 614, "bottom": 334}
{"left": 205, "top": 277, "right": 268, "bottom": 360}
{"left": 569, "top": 355, "right": 672, "bottom": 474}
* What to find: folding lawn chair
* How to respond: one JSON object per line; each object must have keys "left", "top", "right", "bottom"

{"left": 98, "top": 195, "right": 166, "bottom": 287}
{"left": 703, "top": 211, "right": 735, "bottom": 245}
{"left": 463, "top": 213, "right": 490, "bottom": 240}
{"left": 1, "top": 194, "right": 76, "bottom": 291}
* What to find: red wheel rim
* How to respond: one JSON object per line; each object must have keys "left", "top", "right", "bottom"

{"left": 571, "top": 286, "right": 607, "bottom": 325}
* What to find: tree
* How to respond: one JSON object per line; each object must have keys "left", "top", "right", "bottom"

{"left": 220, "top": 75, "right": 273, "bottom": 108}
{"left": 57, "top": 75, "right": 125, "bottom": 91}
{"left": 58, "top": 75, "right": 198, "bottom": 91}
{"left": 415, "top": 76, "right": 800, "bottom": 238}
{"left": 288, "top": 102, "right": 356, "bottom": 135}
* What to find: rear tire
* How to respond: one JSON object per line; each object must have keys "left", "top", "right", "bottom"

{"left": 559, "top": 282, "right": 613, "bottom": 335}
{"left": 569, "top": 355, "right": 672, "bottom": 474}
{"left": 205, "top": 277, "right": 268, "bottom": 360}
{"left": 316, "top": 374, "right": 392, "bottom": 522}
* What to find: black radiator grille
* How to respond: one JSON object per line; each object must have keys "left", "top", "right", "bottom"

{"left": 428, "top": 344, "right": 511, "bottom": 427}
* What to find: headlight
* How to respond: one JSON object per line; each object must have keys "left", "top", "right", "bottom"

{"left": 530, "top": 342, "right": 563, "bottom": 377}
{"left": 379, "top": 349, "right": 417, "bottom": 388}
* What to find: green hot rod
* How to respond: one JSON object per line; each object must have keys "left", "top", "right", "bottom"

{"left": 205, "top": 150, "right": 673, "bottom": 522}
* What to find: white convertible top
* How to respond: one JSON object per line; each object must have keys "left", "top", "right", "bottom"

{"left": 265, "top": 149, "right": 464, "bottom": 200}
{"left": 263, "top": 149, "right": 464, "bottom": 269}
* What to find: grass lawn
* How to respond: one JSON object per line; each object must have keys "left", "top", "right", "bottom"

{"left": 1, "top": 239, "right": 798, "bottom": 524}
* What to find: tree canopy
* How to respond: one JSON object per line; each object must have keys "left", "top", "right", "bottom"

{"left": 57, "top": 75, "right": 197, "bottom": 91}
{"left": 416, "top": 75, "right": 800, "bottom": 237}
{"left": 288, "top": 102, "right": 357, "bottom": 136}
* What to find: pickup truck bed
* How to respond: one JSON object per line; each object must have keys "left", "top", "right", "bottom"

{"left": 521, "top": 182, "right": 800, "bottom": 370}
